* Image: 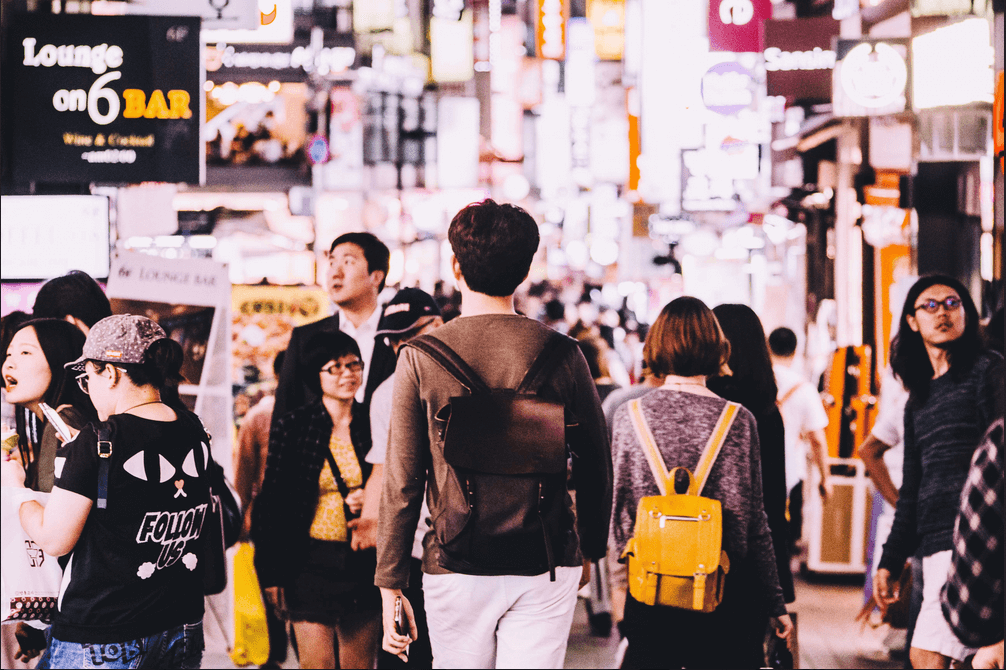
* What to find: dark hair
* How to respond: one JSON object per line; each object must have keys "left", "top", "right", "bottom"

{"left": 91, "top": 338, "right": 184, "bottom": 390}
{"left": 303, "top": 331, "right": 362, "bottom": 395}
{"left": 707, "top": 304, "right": 779, "bottom": 416}
{"left": 768, "top": 327, "right": 798, "bottom": 358}
{"left": 644, "top": 297, "right": 730, "bottom": 379}
{"left": 448, "top": 199, "right": 540, "bottom": 297}
{"left": 330, "top": 232, "right": 391, "bottom": 292}
{"left": 890, "top": 274, "right": 981, "bottom": 398}
{"left": 32, "top": 271, "right": 112, "bottom": 329}
{"left": 1, "top": 311, "right": 33, "bottom": 388}
{"left": 578, "top": 337, "right": 610, "bottom": 381}
{"left": 272, "top": 350, "right": 286, "bottom": 379}
{"left": 9, "top": 319, "right": 93, "bottom": 414}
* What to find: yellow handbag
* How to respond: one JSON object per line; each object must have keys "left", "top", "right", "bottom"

{"left": 620, "top": 399, "right": 739, "bottom": 612}
{"left": 230, "top": 542, "right": 271, "bottom": 667}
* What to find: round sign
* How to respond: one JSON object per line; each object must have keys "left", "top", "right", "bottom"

{"left": 701, "top": 61, "right": 754, "bottom": 116}
{"left": 840, "top": 42, "right": 907, "bottom": 110}
{"left": 306, "top": 134, "right": 329, "bottom": 165}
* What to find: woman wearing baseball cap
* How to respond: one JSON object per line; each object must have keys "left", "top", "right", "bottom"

{"left": 2, "top": 315, "right": 215, "bottom": 669}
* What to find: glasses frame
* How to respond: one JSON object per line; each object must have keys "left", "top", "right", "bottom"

{"left": 913, "top": 296, "right": 963, "bottom": 314}
{"left": 320, "top": 360, "right": 364, "bottom": 376}
{"left": 76, "top": 372, "right": 90, "bottom": 395}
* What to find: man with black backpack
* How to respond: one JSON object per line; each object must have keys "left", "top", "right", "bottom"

{"left": 376, "top": 200, "right": 612, "bottom": 668}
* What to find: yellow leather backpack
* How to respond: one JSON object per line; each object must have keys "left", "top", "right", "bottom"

{"left": 620, "top": 399, "right": 740, "bottom": 612}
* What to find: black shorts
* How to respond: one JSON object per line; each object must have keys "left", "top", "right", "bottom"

{"left": 285, "top": 539, "right": 381, "bottom": 625}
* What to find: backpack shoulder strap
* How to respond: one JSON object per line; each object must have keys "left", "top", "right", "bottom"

{"left": 95, "top": 418, "right": 117, "bottom": 510}
{"left": 516, "top": 332, "right": 575, "bottom": 395}
{"left": 627, "top": 399, "right": 673, "bottom": 496}
{"left": 776, "top": 384, "right": 800, "bottom": 408}
{"left": 406, "top": 335, "right": 491, "bottom": 395}
{"left": 691, "top": 402, "right": 741, "bottom": 496}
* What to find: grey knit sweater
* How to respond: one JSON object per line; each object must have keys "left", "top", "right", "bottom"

{"left": 610, "top": 389, "right": 788, "bottom": 617}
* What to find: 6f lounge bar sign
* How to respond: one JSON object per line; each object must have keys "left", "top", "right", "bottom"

{"left": 8, "top": 14, "right": 202, "bottom": 184}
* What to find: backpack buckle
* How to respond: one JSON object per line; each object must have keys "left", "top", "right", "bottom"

{"left": 97, "top": 440, "right": 112, "bottom": 458}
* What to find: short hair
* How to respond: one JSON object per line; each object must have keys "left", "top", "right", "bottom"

{"left": 644, "top": 296, "right": 730, "bottom": 379}
{"left": 448, "top": 199, "right": 540, "bottom": 297}
{"left": 32, "top": 271, "right": 112, "bottom": 328}
{"left": 768, "top": 327, "right": 798, "bottom": 357}
{"left": 303, "top": 331, "right": 362, "bottom": 395}
{"left": 272, "top": 350, "right": 286, "bottom": 379}
{"left": 891, "top": 274, "right": 981, "bottom": 399}
{"left": 330, "top": 232, "right": 391, "bottom": 292}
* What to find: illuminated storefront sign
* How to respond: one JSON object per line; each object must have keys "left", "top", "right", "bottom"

{"left": 205, "top": 41, "right": 356, "bottom": 81}
{"left": 586, "top": 0, "right": 625, "bottom": 61}
{"left": 708, "top": 0, "right": 771, "bottom": 53}
{"left": 202, "top": 0, "right": 294, "bottom": 44}
{"left": 763, "top": 17, "right": 840, "bottom": 103}
{"left": 833, "top": 39, "right": 909, "bottom": 117}
{"left": 912, "top": 18, "right": 994, "bottom": 110}
{"left": 9, "top": 14, "right": 201, "bottom": 184}
{"left": 537, "top": 0, "right": 566, "bottom": 60}
{"left": 701, "top": 61, "right": 755, "bottom": 115}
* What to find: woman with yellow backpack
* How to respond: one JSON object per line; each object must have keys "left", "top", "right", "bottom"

{"left": 610, "top": 297, "right": 793, "bottom": 668}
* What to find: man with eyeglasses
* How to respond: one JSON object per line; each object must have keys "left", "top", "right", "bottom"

{"left": 272, "top": 232, "right": 397, "bottom": 430}
{"left": 873, "top": 275, "right": 1003, "bottom": 670}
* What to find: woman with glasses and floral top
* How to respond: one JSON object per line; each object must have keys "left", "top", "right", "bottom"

{"left": 252, "top": 331, "right": 380, "bottom": 669}
{"left": 874, "top": 275, "right": 1003, "bottom": 670}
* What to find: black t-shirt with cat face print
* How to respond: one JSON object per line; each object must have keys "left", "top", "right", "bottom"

{"left": 51, "top": 414, "right": 211, "bottom": 644}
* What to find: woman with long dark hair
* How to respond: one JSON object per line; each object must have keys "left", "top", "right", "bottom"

{"left": 253, "top": 331, "right": 380, "bottom": 669}
{"left": 874, "top": 275, "right": 1002, "bottom": 669}
{"left": 707, "top": 304, "right": 794, "bottom": 606}
{"left": 2, "top": 318, "right": 97, "bottom": 492}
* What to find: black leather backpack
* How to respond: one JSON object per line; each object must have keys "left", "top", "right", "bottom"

{"left": 406, "top": 331, "right": 576, "bottom": 581}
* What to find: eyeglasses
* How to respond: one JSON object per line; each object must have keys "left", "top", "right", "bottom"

{"left": 76, "top": 372, "right": 90, "bottom": 395}
{"left": 320, "top": 360, "right": 364, "bottom": 375}
{"left": 913, "top": 296, "right": 962, "bottom": 314}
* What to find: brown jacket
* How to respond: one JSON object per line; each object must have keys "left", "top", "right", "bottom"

{"left": 375, "top": 314, "right": 612, "bottom": 589}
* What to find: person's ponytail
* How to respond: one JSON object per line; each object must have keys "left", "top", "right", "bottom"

{"left": 142, "top": 338, "right": 185, "bottom": 389}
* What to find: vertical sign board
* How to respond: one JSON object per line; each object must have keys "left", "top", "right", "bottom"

{"left": 106, "top": 252, "right": 232, "bottom": 473}
{"left": 537, "top": 0, "right": 566, "bottom": 60}
{"left": 8, "top": 15, "right": 202, "bottom": 185}
{"left": 763, "top": 17, "right": 840, "bottom": 104}
{"left": 709, "top": 0, "right": 772, "bottom": 52}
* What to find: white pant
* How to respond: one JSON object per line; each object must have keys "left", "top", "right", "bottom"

{"left": 422, "top": 567, "right": 581, "bottom": 669}
{"left": 912, "top": 550, "right": 979, "bottom": 662}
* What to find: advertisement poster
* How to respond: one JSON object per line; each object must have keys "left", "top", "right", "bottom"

{"left": 8, "top": 15, "right": 202, "bottom": 184}
{"left": 1, "top": 196, "right": 110, "bottom": 281}
{"left": 106, "top": 252, "right": 231, "bottom": 471}
{"left": 231, "top": 285, "right": 329, "bottom": 422}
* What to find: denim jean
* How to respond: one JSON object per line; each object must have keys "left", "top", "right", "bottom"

{"left": 36, "top": 621, "right": 203, "bottom": 669}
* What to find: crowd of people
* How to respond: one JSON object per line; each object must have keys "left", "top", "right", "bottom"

{"left": 1, "top": 199, "right": 1002, "bottom": 670}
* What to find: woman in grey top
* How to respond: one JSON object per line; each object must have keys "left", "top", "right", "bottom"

{"left": 610, "top": 297, "right": 792, "bottom": 669}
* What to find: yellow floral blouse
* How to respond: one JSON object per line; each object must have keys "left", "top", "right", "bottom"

{"left": 309, "top": 431, "right": 363, "bottom": 542}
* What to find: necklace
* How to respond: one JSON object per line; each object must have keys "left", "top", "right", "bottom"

{"left": 122, "top": 399, "right": 164, "bottom": 414}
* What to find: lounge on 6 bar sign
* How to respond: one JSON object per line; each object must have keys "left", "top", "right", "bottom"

{"left": 8, "top": 14, "right": 202, "bottom": 185}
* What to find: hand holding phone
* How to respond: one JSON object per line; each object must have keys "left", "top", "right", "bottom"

{"left": 394, "top": 596, "right": 409, "bottom": 659}
{"left": 39, "top": 403, "right": 73, "bottom": 443}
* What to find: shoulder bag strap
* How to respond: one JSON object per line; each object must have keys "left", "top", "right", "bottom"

{"left": 406, "top": 336, "right": 491, "bottom": 395}
{"left": 776, "top": 384, "right": 800, "bottom": 408}
{"left": 516, "top": 332, "right": 574, "bottom": 395}
{"left": 627, "top": 399, "right": 673, "bottom": 496}
{"left": 691, "top": 402, "right": 741, "bottom": 496}
{"left": 95, "top": 419, "right": 115, "bottom": 510}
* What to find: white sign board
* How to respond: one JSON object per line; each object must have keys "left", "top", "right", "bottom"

{"left": 1, "top": 195, "right": 109, "bottom": 280}
{"left": 119, "top": 0, "right": 259, "bottom": 30}
{"left": 203, "top": 0, "right": 294, "bottom": 44}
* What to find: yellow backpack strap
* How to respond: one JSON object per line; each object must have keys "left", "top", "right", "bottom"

{"left": 691, "top": 402, "right": 741, "bottom": 496}
{"left": 627, "top": 399, "right": 673, "bottom": 496}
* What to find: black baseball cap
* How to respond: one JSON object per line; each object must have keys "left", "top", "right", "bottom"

{"left": 377, "top": 288, "right": 442, "bottom": 337}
